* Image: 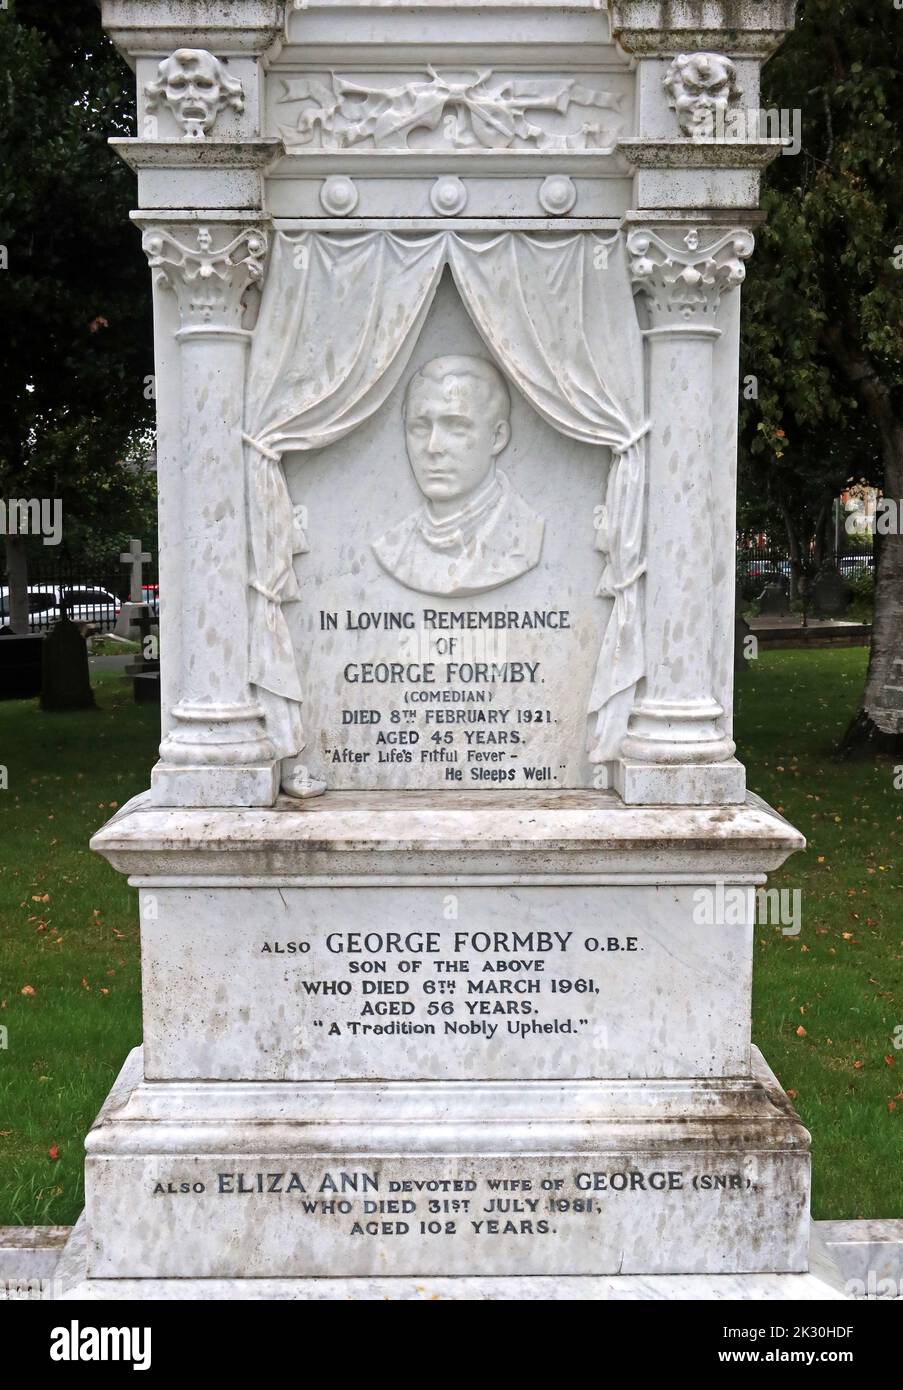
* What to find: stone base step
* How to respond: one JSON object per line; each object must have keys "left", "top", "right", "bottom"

{"left": 8, "top": 1219, "right": 902, "bottom": 1299}
{"left": 43, "top": 1212, "right": 850, "bottom": 1300}
{"left": 78, "top": 1045, "right": 811, "bottom": 1280}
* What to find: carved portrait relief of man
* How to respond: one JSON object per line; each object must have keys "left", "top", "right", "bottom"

{"left": 372, "top": 356, "right": 545, "bottom": 597}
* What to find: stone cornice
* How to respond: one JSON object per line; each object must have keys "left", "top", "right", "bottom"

{"left": 89, "top": 790, "right": 806, "bottom": 879}
{"left": 618, "top": 137, "right": 787, "bottom": 169}
{"left": 101, "top": 0, "right": 284, "bottom": 64}
{"left": 111, "top": 138, "right": 282, "bottom": 172}
{"left": 608, "top": 0, "right": 797, "bottom": 58}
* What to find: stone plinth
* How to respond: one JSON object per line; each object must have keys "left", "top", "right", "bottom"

{"left": 82, "top": 790, "right": 812, "bottom": 1283}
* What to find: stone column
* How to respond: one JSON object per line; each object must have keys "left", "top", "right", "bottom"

{"left": 141, "top": 223, "right": 277, "bottom": 807}
{"left": 616, "top": 225, "right": 753, "bottom": 806}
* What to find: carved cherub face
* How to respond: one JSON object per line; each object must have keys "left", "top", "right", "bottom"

{"left": 664, "top": 52, "right": 741, "bottom": 139}
{"left": 403, "top": 358, "right": 511, "bottom": 506}
{"left": 146, "top": 49, "right": 244, "bottom": 138}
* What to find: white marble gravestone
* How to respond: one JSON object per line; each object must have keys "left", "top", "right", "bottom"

{"left": 63, "top": 0, "right": 846, "bottom": 1298}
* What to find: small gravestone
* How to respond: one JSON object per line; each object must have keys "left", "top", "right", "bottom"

{"left": 758, "top": 581, "right": 789, "bottom": 617}
{"left": 0, "top": 630, "right": 44, "bottom": 699}
{"left": 811, "top": 566, "right": 850, "bottom": 618}
{"left": 40, "top": 617, "right": 96, "bottom": 711}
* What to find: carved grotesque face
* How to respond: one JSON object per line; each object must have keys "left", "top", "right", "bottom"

{"left": 404, "top": 362, "right": 511, "bottom": 506}
{"left": 146, "top": 49, "right": 244, "bottom": 138}
{"left": 664, "top": 52, "right": 741, "bottom": 139}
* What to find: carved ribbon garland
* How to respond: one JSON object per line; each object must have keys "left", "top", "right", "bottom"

{"left": 277, "top": 68, "right": 622, "bottom": 152}
{"left": 242, "top": 230, "right": 647, "bottom": 770}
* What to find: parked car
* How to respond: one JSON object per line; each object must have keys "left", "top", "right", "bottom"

{"left": 142, "top": 583, "right": 160, "bottom": 619}
{"left": 837, "top": 554, "right": 874, "bottom": 579}
{"left": 740, "top": 561, "right": 790, "bottom": 599}
{"left": 0, "top": 584, "right": 120, "bottom": 634}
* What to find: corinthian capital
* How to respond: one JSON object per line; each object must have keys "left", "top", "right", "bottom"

{"left": 627, "top": 226, "right": 754, "bottom": 326}
{"left": 142, "top": 225, "right": 267, "bottom": 331}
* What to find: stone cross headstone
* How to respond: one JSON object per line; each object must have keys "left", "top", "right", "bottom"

{"left": 121, "top": 538, "right": 152, "bottom": 603}
{"left": 116, "top": 537, "right": 159, "bottom": 699}
{"left": 73, "top": 0, "right": 832, "bottom": 1300}
{"left": 115, "top": 538, "right": 153, "bottom": 640}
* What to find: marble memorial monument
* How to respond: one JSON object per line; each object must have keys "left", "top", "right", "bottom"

{"left": 58, "top": 0, "right": 846, "bottom": 1298}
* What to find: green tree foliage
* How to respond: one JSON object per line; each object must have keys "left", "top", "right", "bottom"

{"left": 0, "top": 0, "right": 155, "bottom": 593}
{"left": 740, "top": 0, "right": 903, "bottom": 744}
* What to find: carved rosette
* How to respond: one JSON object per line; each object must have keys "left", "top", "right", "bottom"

{"left": 142, "top": 226, "right": 267, "bottom": 332}
{"left": 627, "top": 227, "right": 754, "bottom": 326}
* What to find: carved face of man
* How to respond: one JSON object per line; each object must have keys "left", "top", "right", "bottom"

{"left": 403, "top": 359, "right": 511, "bottom": 506}
{"left": 664, "top": 52, "right": 740, "bottom": 139}
{"left": 146, "top": 49, "right": 244, "bottom": 137}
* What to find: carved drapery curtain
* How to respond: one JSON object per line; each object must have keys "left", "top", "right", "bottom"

{"left": 243, "top": 229, "right": 646, "bottom": 767}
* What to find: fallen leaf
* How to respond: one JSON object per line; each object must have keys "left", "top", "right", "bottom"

{"left": 796, "top": 1025, "right": 807, "bottom": 1037}
{"left": 20, "top": 985, "right": 35, "bottom": 997}
{"left": 48, "top": 1144, "right": 60, "bottom": 1161}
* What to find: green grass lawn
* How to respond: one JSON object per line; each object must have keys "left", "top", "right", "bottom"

{"left": 0, "top": 649, "right": 900, "bottom": 1225}
{"left": 736, "top": 648, "right": 902, "bottom": 1221}
{"left": 0, "top": 671, "right": 153, "bottom": 1225}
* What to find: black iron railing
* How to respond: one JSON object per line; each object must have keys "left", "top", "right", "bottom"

{"left": 0, "top": 561, "right": 159, "bottom": 633}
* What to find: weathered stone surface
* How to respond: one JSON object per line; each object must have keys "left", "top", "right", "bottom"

{"left": 79, "top": 0, "right": 811, "bottom": 1297}
{"left": 137, "top": 883, "right": 754, "bottom": 1081}
{"left": 83, "top": 1046, "right": 810, "bottom": 1279}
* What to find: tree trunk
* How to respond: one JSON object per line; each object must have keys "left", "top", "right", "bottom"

{"left": 858, "top": 423, "right": 903, "bottom": 735}
{"left": 781, "top": 501, "right": 804, "bottom": 611}
{"left": 4, "top": 535, "right": 29, "bottom": 634}
{"left": 835, "top": 354, "right": 903, "bottom": 756}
